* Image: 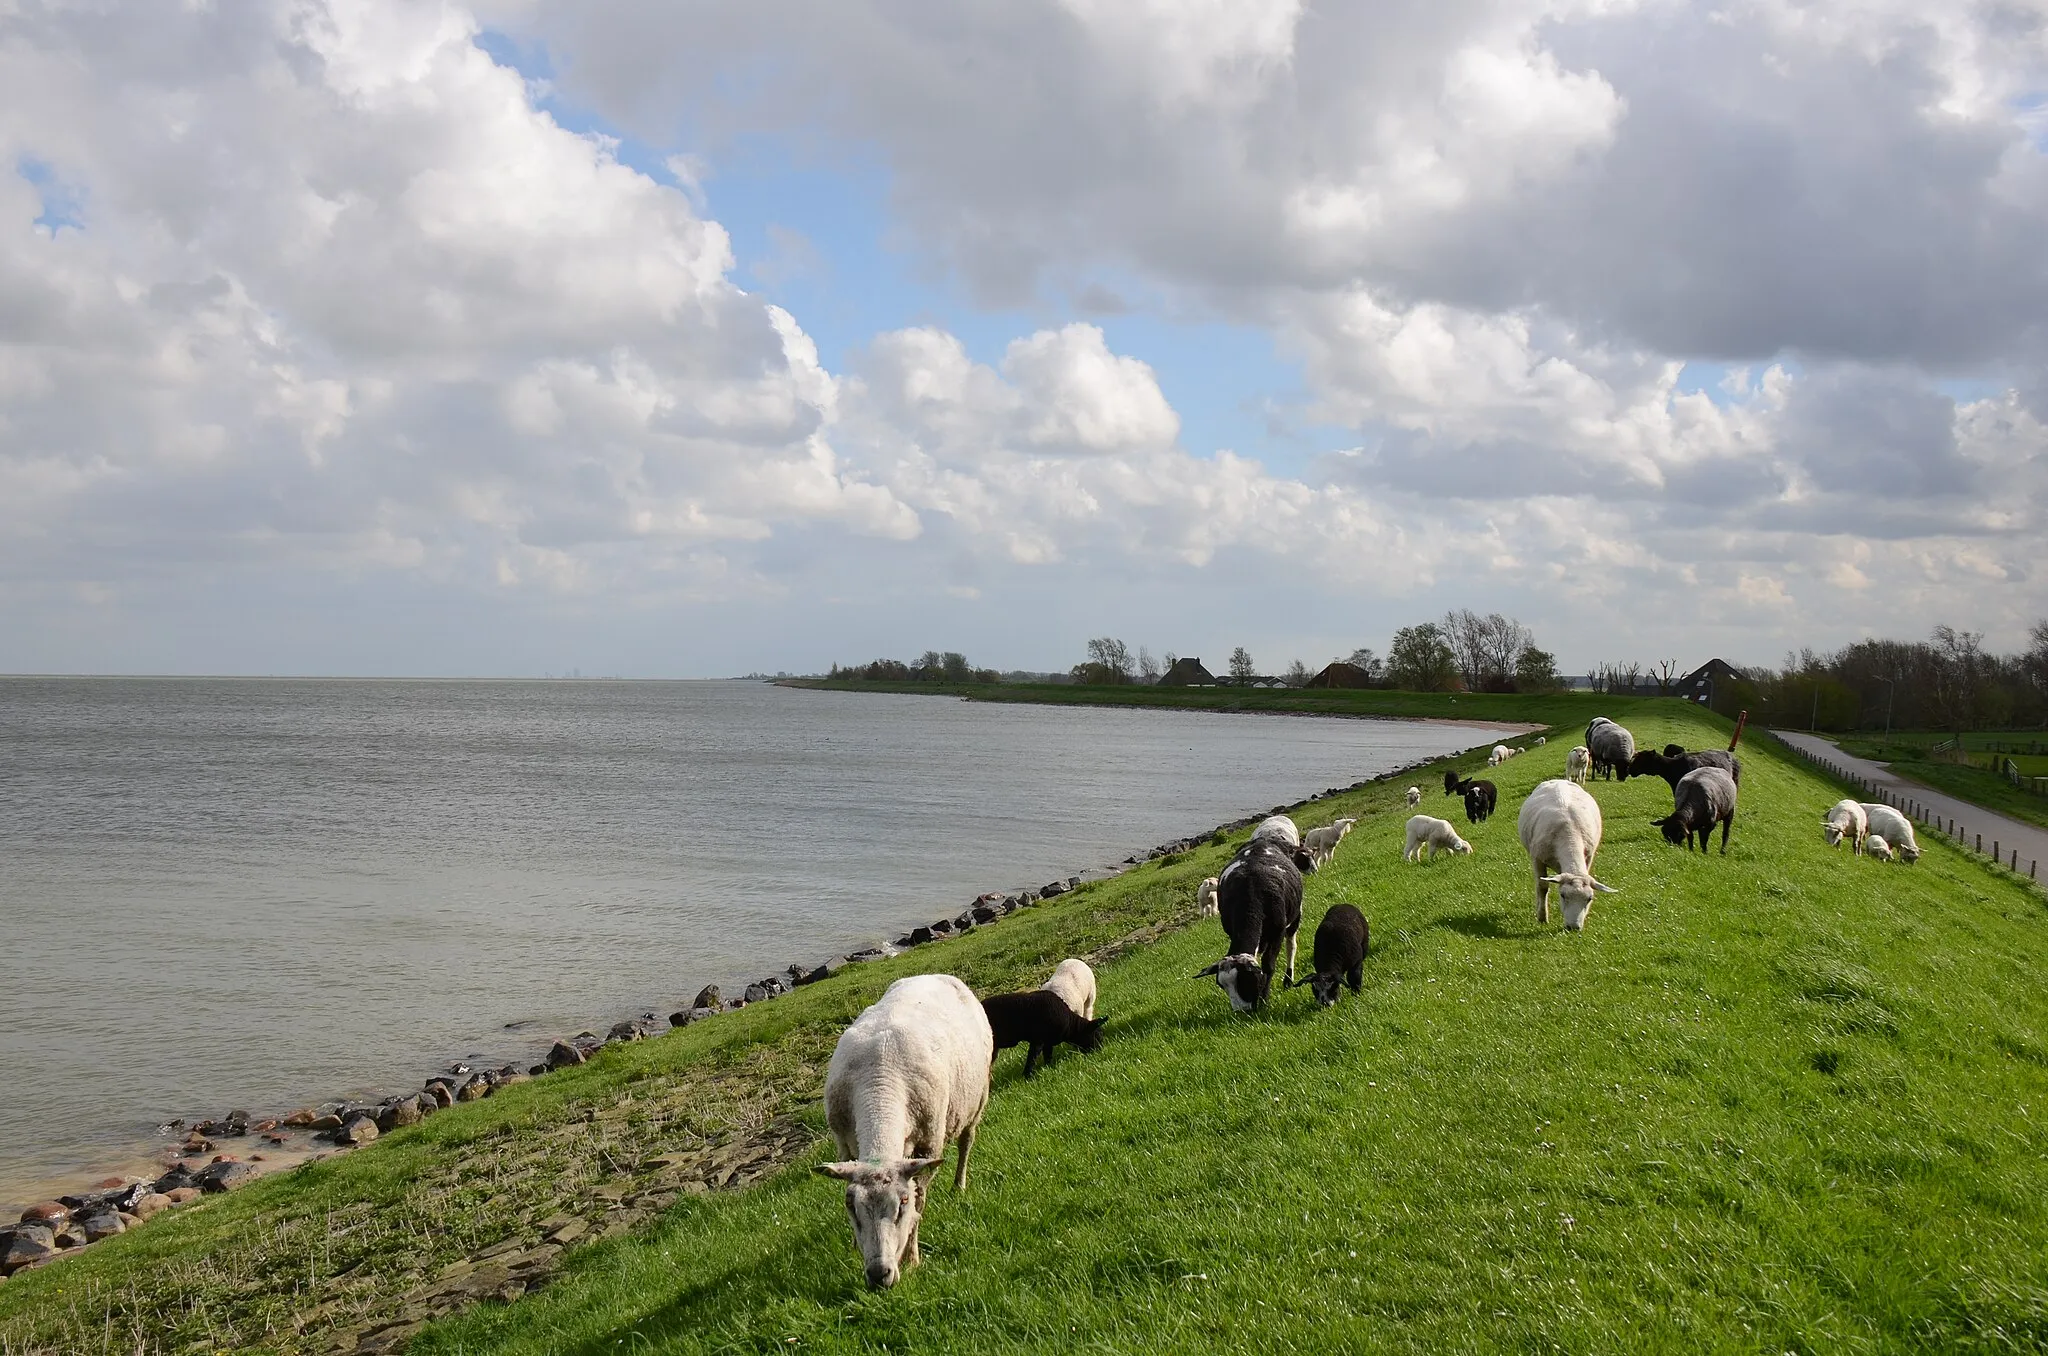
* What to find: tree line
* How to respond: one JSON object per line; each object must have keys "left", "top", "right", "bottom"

{"left": 828, "top": 652, "right": 1001, "bottom": 684}
{"left": 1712, "top": 622, "right": 2048, "bottom": 733}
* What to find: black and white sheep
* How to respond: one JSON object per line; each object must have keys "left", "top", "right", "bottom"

{"left": 1194, "top": 836, "right": 1313, "bottom": 1012}
{"left": 1585, "top": 717, "right": 1637, "bottom": 781}
{"left": 981, "top": 989, "right": 1106, "bottom": 1075}
{"left": 1443, "top": 770, "right": 1498, "bottom": 823}
{"left": 1652, "top": 766, "right": 1739, "bottom": 853}
{"left": 1286, "top": 903, "right": 1369, "bottom": 1007}
{"left": 1629, "top": 746, "right": 1741, "bottom": 789}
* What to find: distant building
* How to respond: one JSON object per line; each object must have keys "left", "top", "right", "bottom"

{"left": 1677, "top": 658, "right": 1743, "bottom": 704}
{"left": 1306, "top": 661, "right": 1376, "bottom": 689}
{"left": 1159, "top": 656, "right": 1217, "bottom": 686}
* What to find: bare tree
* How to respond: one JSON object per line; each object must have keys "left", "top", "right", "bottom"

{"left": 1284, "top": 658, "right": 1311, "bottom": 687}
{"left": 1652, "top": 659, "right": 1680, "bottom": 695}
{"left": 1442, "top": 609, "right": 1532, "bottom": 691}
{"left": 1930, "top": 624, "right": 1987, "bottom": 732}
{"left": 1137, "top": 646, "right": 1161, "bottom": 683}
{"left": 1344, "top": 647, "right": 1383, "bottom": 682}
{"left": 1229, "top": 646, "right": 1256, "bottom": 685}
{"left": 1079, "top": 637, "right": 1134, "bottom": 684}
{"left": 1619, "top": 661, "right": 1643, "bottom": 694}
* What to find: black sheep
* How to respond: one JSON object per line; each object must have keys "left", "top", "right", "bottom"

{"left": 1194, "top": 837, "right": 1312, "bottom": 1012}
{"left": 980, "top": 990, "right": 1106, "bottom": 1075}
{"left": 1651, "top": 766, "right": 1739, "bottom": 853}
{"left": 1630, "top": 746, "right": 1741, "bottom": 788}
{"left": 1288, "top": 903, "right": 1369, "bottom": 1007}
{"left": 1444, "top": 773, "right": 1497, "bottom": 823}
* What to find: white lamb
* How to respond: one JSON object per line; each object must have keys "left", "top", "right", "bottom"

{"left": 1858, "top": 804, "right": 1921, "bottom": 863}
{"left": 817, "top": 975, "right": 993, "bottom": 1289}
{"left": 1534, "top": 736, "right": 1547, "bottom": 746}
{"left": 1196, "top": 876, "right": 1220, "bottom": 918}
{"left": 1252, "top": 814, "right": 1301, "bottom": 847}
{"left": 1406, "top": 786, "right": 1422, "bottom": 807}
{"left": 1302, "top": 818, "right": 1358, "bottom": 870}
{"left": 1864, "top": 834, "right": 1896, "bottom": 863}
{"left": 1040, "top": 958, "right": 1097, "bottom": 1020}
{"left": 1403, "top": 815, "right": 1474, "bottom": 862}
{"left": 1565, "top": 746, "right": 1592, "bottom": 785}
{"left": 1488, "top": 744, "right": 1513, "bottom": 766}
{"left": 1517, "top": 779, "right": 1618, "bottom": 931}
{"left": 1822, "top": 799, "right": 1868, "bottom": 854}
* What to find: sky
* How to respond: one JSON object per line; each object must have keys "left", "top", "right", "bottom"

{"left": 1, "top": 0, "right": 2044, "bottom": 679}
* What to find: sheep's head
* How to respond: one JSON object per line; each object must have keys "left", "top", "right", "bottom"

{"left": 1627, "top": 750, "right": 1662, "bottom": 778}
{"left": 1652, "top": 814, "right": 1689, "bottom": 846}
{"left": 1540, "top": 873, "right": 1617, "bottom": 931}
{"left": 1452, "top": 838, "right": 1475, "bottom": 855}
{"left": 816, "top": 1156, "right": 944, "bottom": 1289}
{"left": 1333, "top": 818, "right": 1357, "bottom": 839}
{"left": 1822, "top": 820, "right": 1846, "bottom": 847}
{"left": 1307, "top": 970, "right": 1345, "bottom": 1007}
{"left": 1865, "top": 836, "right": 1894, "bottom": 863}
{"left": 1442, "top": 770, "right": 1462, "bottom": 794}
{"left": 1195, "top": 953, "right": 1268, "bottom": 1012}
{"left": 1073, "top": 1016, "right": 1108, "bottom": 1052}
{"left": 1897, "top": 839, "right": 1920, "bottom": 864}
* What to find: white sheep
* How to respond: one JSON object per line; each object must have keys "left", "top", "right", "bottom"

{"left": 1040, "top": 958, "right": 1097, "bottom": 1021}
{"left": 1858, "top": 804, "right": 1921, "bottom": 863}
{"left": 1822, "top": 799, "right": 1868, "bottom": 854}
{"left": 1302, "top": 817, "right": 1357, "bottom": 870}
{"left": 1565, "top": 746, "right": 1592, "bottom": 785}
{"left": 1196, "top": 876, "right": 1220, "bottom": 918}
{"left": 1488, "top": 744, "right": 1513, "bottom": 766}
{"left": 1404, "top": 815, "right": 1474, "bottom": 862}
{"left": 1517, "top": 779, "right": 1617, "bottom": 931}
{"left": 1865, "top": 834, "right": 1896, "bottom": 863}
{"left": 1252, "top": 814, "right": 1301, "bottom": 847}
{"left": 1534, "top": 736, "right": 1547, "bottom": 746}
{"left": 1406, "top": 785, "right": 1422, "bottom": 807}
{"left": 816, "top": 974, "right": 993, "bottom": 1289}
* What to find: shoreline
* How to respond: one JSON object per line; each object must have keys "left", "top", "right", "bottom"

{"left": 0, "top": 719, "right": 1531, "bottom": 1224}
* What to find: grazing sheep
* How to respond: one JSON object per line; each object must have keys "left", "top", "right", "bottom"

{"left": 1859, "top": 804, "right": 1921, "bottom": 863}
{"left": 1822, "top": 800, "right": 1868, "bottom": 853}
{"left": 982, "top": 990, "right": 1106, "bottom": 1075}
{"left": 1302, "top": 817, "right": 1358, "bottom": 870}
{"left": 1535, "top": 736, "right": 1547, "bottom": 746}
{"left": 1517, "top": 779, "right": 1617, "bottom": 931}
{"left": 1443, "top": 774, "right": 1498, "bottom": 823}
{"left": 1406, "top": 785, "right": 1422, "bottom": 807}
{"left": 1404, "top": 815, "right": 1475, "bottom": 862}
{"left": 1566, "top": 745, "right": 1592, "bottom": 785}
{"left": 1195, "top": 837, "right": 1313, "bottom": 1012}
{"left": 1585, "top": 718, "right": 1637, "bottom": 781}
{"left": 1629, "top": 747, "right": 1742, "bottom": 789}
{"left": 1865, "top": 834, "right": 1897, "bottom": 863}
{"left": 1652, "top": 766, "right": 1739, "bottom": 853}
{"left": 1253, "top": 814, "right": 1301, "bottom": 847}
{"left": 1286, "top": 904, "right": 1369, "bottom": 1007}
{"left": 818, "top": 975, "right": 993, "bottom": 1289}
{"left": 1196, "top": 876, "right": 1221, "bottom": 918}
{"left": 1040, "top": 958, "right": 1096, "bottom": 1020}
{"left": 1488, "top": 743, "right": 1513, "bottom": 766}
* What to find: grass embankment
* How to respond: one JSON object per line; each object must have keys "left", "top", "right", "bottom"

{"left": 783, "top": 678, "right": 1660, "bottom": 730}
{"left": 5, "top": 705, "right": 2045, "bottom": 1354}
{"left": 1835, "top": 731, "right": 2048, "bottom": 834}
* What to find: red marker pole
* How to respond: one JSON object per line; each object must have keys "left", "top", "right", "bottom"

{"left": 1728, "top": 710, "right": 1749, "bottom": 752}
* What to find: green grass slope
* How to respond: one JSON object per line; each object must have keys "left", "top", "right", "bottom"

{"left": 1834, "top": 733, "right": 2048, "bottom": 835}
{"left": 410, "top": 708, "right": 2048, "bottom": 1354}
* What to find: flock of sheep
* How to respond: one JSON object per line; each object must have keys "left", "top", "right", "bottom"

{"left": 811, "top": 714, "right": 1908, "bottom": 1288}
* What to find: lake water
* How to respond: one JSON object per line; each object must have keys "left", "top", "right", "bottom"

{"left": 0, "top": 678, "right": 1519, "bottom": 1206}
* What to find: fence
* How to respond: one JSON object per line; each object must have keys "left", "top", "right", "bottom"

{"left": 1926, "top": 740, "right": 2048, "bottom": 799}
{"left": 1772, "top": 732, "right": 2041, "bottom": 886}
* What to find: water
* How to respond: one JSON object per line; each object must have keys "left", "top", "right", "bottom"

{"left": 0, "top": 678, "right": 1519, "bottom": 1206}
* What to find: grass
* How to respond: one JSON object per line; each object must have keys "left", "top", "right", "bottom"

{"left": 6, "top": 703, "right": 2045, "bottom": 1353}
{"left": 1835, "top": 732, "right": 2048, "bottom": 834}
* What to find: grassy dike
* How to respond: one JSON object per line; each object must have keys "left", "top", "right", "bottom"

{"left": 6, "top": 702, "right": 2047, "bottom": 1353}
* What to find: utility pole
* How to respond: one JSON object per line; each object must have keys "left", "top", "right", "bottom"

{"left": 1878, "top": 676, "right": 1896, "bottom": 739}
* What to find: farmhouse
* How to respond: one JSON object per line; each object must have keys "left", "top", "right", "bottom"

{"left": 1158, "top": 657, "right": 1217, "bottom": 686}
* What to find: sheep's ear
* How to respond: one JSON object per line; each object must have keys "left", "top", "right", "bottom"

{"left": 1192, "top": 962, "right": 1223, "bottom": 978}
{"left": 1088, "top": 1017, "right": 1107, "bottom": 1033}
{"left": 815, "top": 1161, "right": 864, "bottom": 1181}
{"left": 1539, "top": 874, "right": 1564, "bottom": 885}
{"left": 898, "top": 1156, "right": 945, "bottom": 1183}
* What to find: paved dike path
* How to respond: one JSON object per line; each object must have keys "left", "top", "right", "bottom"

{"left": 1772, "top": 729, "right": 2048, "bottom": 882}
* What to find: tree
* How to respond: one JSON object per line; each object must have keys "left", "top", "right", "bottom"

{"left": 1442, "top": 609, "right": 1532, "bottom": 691}
{"left": 1284, "top": 658, "right": 1311, "bottom": 687}
{"left": 1515, "top": 645, "right": 1562, "bottom": 694}
{"left": 1071, "top": 636, "right": 1135, "bottom": 685}
{"left": 1344, "top": 647, "right": 1384, "bottom": 683}
{"left": 1228, "top": 647, "right": 1256, "bottom": 685}
{"left": 915, "top": 649, "right": 947, "bottom": 680}
{"left": 1386, "top": 623, "right": 1457, "bottom": 691}
{"left": 1930, "top": 624, "right": 1987, "bottom": 733}
{"left": 1651, "top": 659, "right": 1680, "bottom": 695}
{"left": 1137, "top": 647, "right": 1161, "bottom": 683}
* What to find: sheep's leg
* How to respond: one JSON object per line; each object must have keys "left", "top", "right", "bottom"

{"left": 953, "top": 1121, "right": 977, "bottom": 1192}
{"left": 1721, "top": 812, "right": 1733, "bottom": 854}
{"left": 1285, "top": 930, "right": 1299, "bottom": 986}
{"left": 1347, "top": 962, "right": 1363, "bottom": 994}
{"left": 904, "top": 1212, "right": 922, "bottom": 1269}
{"left": 1023, "top": 1043, "right": 1041, "bottom": 1076}
{"left": 1534, "top": 868, "right": 1550, "bottom": 924}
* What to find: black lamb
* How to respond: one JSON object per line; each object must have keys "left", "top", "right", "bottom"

{"left": 1194, "top": 836, "right": 1312, "bottom": 1012}
{"left": 1651, "top": 766, "right": 1739, "bottom": 853}
{"left": 1444, "top": 772, "right": 1497, "bottom": 823}
{"left": 980, "top": 990, "right": 1106, "bottom": 1075}
{"left": 1288, "top": 903, "right": 1369, "bottom": 1008}
{"left": 1630, "top": 746, "right": 1741, "bottom": 788}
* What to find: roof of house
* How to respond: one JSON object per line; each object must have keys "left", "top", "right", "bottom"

{"left": 1158, "top": 656, "right": 1217, "bottom": 686}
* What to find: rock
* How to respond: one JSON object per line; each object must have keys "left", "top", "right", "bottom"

{"left": 529, "top": 1063, "right": 549, "bottom": 1075}
{"left": 281, "top": 1108, "right": 318, "bottom": 1127}
{"left": 18, "top": 1202, "right": 67, "bottom": 1226}
{"left": 905, "top": 926, "right": 935, "bottom": 946}
{"left": 607, "top": 1021, "right": 643, "bottom": 1042}
{"left": 338, "top": 1115, "right": 381, "bottom": 1145}
{"left": 797, "top": 957, "right": 847, "bottom": 985}
{"left": 668, "top": 1010, "right": 694, "bottom": 1027}
{"left": 309, "top": 1114, "right": 345, "bottom": 1132}
{"left": 929, "top": 917, "right": 956, "bottom": 936}
{"left": 81, "top": 1212, "right": 126, "bottom": 1242}
{"left": 542, "top": 1216, "right": 587, "bottom": 1245}
{"left": 2, "top": 1225, "right": 56, "bottom": 1274}
{"left": 742, "top": 975, "right": 790, "bottom": 1004}
{"left": 493, "top": 1071, "right": 532, "bottom": 1091}
{"left": 130, "top": 1193, "right": 174, "bottom": 1221}
{"left": 846, "top": 947, "right": 888, "bottom": 964}
{"left": 455, "top": 1078, "right": 488, "bottom": 1103}
{"left": 196, "top": 1158, "right": 261, "bottom": 1193}
{"left": 971, "top": 904, "right": 1001, "bottom": 925}
{"left": 197, "top": 1110, "right": 250, "bottom": 1137}
{"left": 691, "top": 984, "right": 722, "bottom": 1010}
{"left": 1041, "top": 879, "right": 1067, "bottom": 897}
{"left": 54, "top": 1224, "right": 85, "bottom": 1249}
{"left": 1068, "top": 875, "right": 1082, "bottom": 889}
{"left": 182, "top": 1134, "right": 215, "bottom": 1156}
{"left": 151, "top": 1165, "right": 197, "bottom": 1195}
{"left": 546, "top": 1040, "right": 586, "bottom": 1070}
{"left": 377, "top": 1099, "right": 423, "bottom": 1132}
{"left": 164, "top": 1187, "right": 202, "bottom": 1205}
